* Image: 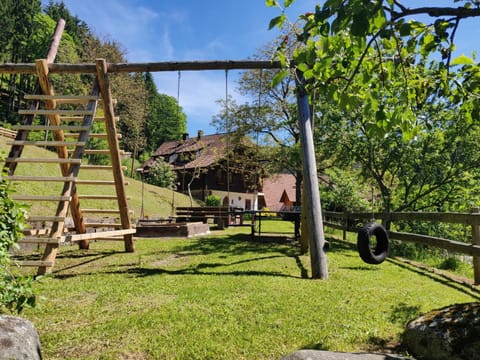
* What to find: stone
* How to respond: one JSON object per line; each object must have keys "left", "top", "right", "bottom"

{"left": 280, "top": 350, "right": 411, "bottom": 360}
{"left": 0, "top": 315, "right": 42, "bottom": 360}
{"left": 403, "top": 302, "right": 480, "bottom": 360}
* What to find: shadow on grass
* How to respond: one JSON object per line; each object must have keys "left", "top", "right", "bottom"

{"left": 41, "top": 232, "right": 310, "bottom": 279}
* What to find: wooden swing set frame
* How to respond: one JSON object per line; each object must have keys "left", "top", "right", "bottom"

{"left": 0, "top": 19, "right": 328, "bottom": 279}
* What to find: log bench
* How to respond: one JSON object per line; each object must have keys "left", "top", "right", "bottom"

{"left": 175, "top": 206, "right": 232, "bottom": 229}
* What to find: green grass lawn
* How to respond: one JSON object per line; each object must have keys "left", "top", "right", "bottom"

{"left": 21, "top": 227, "right": 479, "bottom": 360}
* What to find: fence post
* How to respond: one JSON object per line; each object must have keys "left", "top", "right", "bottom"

{"left": 343, "top": 212, "right": 348, "bottom": 241}
{"left": 471, "top": 207, "right": 480, "bottom": 285}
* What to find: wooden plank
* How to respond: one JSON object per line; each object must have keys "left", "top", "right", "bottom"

{"left": 18, "top": 109, "right": 95, "bottom": 116}
{"left": 76, "top": 180, "right": 129, "bottom": 185}
{"left": 5, "top": 157, "right": 82, "bottom": 164}
{"left": 390, "top": 231, "right": 480, "bottom": 257}
{"left": 12, "top": 125, "right": 90, "bottom": 131}
{"left": 24, "top": 94, "right": 99, "bottom": 103}
{"left": 80, "top": 165, "right": 127, "bottom": 170}
{"left": 67, "top": 149, "right": 129, "bottom": 155}
{"left": 64, "top": 228, "right": 136, "bottom": 242}
{"left": 18, "top": 237, "right": 61, "bottom": 244}
{"left": 6, "top": 140, "right": 86, "bottom": 147}
{"left": 64, "top": 133, "right": 121, "bottom": 139}
{"left": 6, "top": 175, "right": 76, "bottom": 182}
{"left": 27, "top": 216, "right": 65, "bottom": 222}
{"left": 17, "top": 260, "right": 55, "bottom": 267}
{"left": 58, "top": 116, "right": 119, "bottom": 122}
{"left": 84, "top": 222, "right": 123, "bottom": 228}
{"left": 81, "top": 209, "right": 120, "bottom": 214}
{"left": 78, "top": 195, "right": 118, "bottom": 200}
{"left": 11, "top": 195, "right": 71, "bottom": 201}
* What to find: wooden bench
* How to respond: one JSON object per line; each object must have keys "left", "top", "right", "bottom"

{"left": 176, "top": 206, "right": 232, "bottom": 229}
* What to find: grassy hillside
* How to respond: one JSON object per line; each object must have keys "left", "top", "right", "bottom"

{"left": 0, "top": 136, "right": 197, "bottom": 220}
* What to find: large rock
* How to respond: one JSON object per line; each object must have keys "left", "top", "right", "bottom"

{"left": 0, "top": 315, "right": 42, "bottom": 360}
{"left": 280, "top": 350, "right": 410, "bottom": 359}
{"left": 403, "top": 302, "right": 480, "bottom": 360}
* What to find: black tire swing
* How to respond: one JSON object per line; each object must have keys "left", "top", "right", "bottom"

{"left": 357, "top": 223, "right": 389, "bottom": 264}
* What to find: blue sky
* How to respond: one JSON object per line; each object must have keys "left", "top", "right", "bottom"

{"left": 40, "top": 1, "right": 480, "bottom": 135}
{"left": 40, "top": 0, "right": 317, "bottom": 135}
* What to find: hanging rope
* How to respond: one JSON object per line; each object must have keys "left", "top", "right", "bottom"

{"left": 173, "top": 70, "right": 182, "bottom": 215}
{"left": 254, "top": 69, "right": 263, "bottom": 210}
{"left": 176, "top": 70, "right": 181, "bottom": 138}
{"left": 225, "top": 69, "right": 230, "bottom": 206}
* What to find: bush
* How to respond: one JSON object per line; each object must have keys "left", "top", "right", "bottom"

{"left": 0, "top": 168, "right": 36, "bottom": 314}
{"left": 205, "top": 195, "right": 221, "bottom": 206}
{"left": 144, "top": 159, "right": 176, "bottom": 188}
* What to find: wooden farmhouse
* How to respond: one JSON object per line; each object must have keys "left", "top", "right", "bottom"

{"left": 140, "top": 131, "right": 263, "bottom": 210}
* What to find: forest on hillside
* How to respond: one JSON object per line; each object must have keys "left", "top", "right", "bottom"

{"left": 0, "top": 0, "right": 187, "bottom": 160}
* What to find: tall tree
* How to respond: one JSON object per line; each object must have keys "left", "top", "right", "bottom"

{"left": 144, "top": 72, "right": 187, "bottom": 153}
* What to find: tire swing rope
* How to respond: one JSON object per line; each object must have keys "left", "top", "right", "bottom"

{"left": 357, "top": 222, "right": 389, "bottom": 265}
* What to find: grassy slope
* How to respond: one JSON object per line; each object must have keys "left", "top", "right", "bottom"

{"left": 0, "top": 136, "right": 196, "bottom": 219}
{"left": 21, "top": 228, "right": 479, "bottom": 360}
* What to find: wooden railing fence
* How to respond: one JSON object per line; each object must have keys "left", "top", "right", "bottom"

{"left": 323, "top": 207, "right": 480, "bottom": 284}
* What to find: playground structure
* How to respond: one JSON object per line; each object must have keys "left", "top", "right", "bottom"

{"left": 0, "top": 20, "right": 328, "bottom": 279}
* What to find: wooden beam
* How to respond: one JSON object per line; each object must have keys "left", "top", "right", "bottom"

{"left": 0, "top": 60, "right": 283, "bottom": 74}
{"left": 96, "top": 59, "right": 134, "bottom": 252}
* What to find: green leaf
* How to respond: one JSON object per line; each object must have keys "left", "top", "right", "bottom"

{"left": 265, "top": 0, "right": 277, "bottom": 7}
{"left": 451, "top": 54, "right": 475, "bottom": 66}
{"left": 268, "top": 14, "right": 285, "bottom": 30}
{"left": 271, "top": 69, "right": 289, "bottom": 87}
{"left": 284, "top": 0, "right": 295, "bottom": 7}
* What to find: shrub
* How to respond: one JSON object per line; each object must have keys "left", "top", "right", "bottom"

{"left": 205, "top": 195, "right": 221, "bottom": 206}
{"left": 0, "top": 167, "right": 36, "bottom": 314}
{"left": 144, "top": 159, "right": 176, "bottom": 188}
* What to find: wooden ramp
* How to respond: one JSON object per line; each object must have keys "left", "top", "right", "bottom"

{"left": 4, "top": 59, "right": 135, "bottom": 275}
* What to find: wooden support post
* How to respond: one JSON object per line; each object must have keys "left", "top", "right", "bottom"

{"left": 471, "top": 207, "right": 480, "bottom": 285}
{"left": 300, "top": 182, "right": 309, "bottom": 254}
{"left": 95, "top": 59, "right": 135, "bottom": 253}
{"left": 296, "top": 71, "right": 328, "bottom": 280}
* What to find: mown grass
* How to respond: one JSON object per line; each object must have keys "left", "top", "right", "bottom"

{"left": 22, "top": 227, "right": 480, "bottom": 360}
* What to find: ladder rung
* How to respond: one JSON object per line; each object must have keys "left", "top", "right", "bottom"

{"left": 84, "top": 222, "right": 123, "bottom": 228}
{"left": 69, "top": 149, "right": 109, "bottom": 155}
{"left": 78, "top": 195, "right": 118, "bottom": 200}
{"left": 63, "top": 133, "right": 122, "bottom": 139}
{"left": 11, "top": 195, "right": 71, "bottom": 201}
{"left": 11, "top": 125, "right": 90, "bottom": 131}
{"left": 18, "top": 237, "right": 62, "bottom": 245}
{"left": 59, "top": 116, "right": 119, "bottom": 122}
{"left": 17, "top": 260, "right": 55, "bottom": 267}
{"left": 76, "top": 180, "right": 129, "bottom": 185}
{"left": 19, "top": 109, "right": 95, "bottom": 116}
{"left": 27, "top": 216, "right": 65, "bottom": 222}
{"left": 6, "top": 176, "right": 76, "bottom": 182}
{"left": 23, "top": 94, "right": 100, "bottom": 103}
{"left": 80, "top": 165, "right": 112, "bottom": 169}
{"left": 4, "top": 157, "right": 82, "bottom": 164}
{"left": 64, "top": 228, "right": 135, "bottom": 242}
{"left": 6, "top": 140, "right": 86, "bottom": 147}
{"left": 81, "top": 209, "right": 120, "bottom": 214}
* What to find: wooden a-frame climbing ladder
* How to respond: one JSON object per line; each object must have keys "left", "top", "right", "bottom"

{"left": 4, "top": 59, "right": 136, "bottom": 275}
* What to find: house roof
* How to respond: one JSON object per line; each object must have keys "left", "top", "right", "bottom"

{"left": 261, "top": 173, "right": 297, "bottom": 212}
{"left": 147, "top": 133, "right": 228, "bottom": 170}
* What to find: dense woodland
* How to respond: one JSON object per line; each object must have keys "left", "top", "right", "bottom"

{"left": 3, "top": 0, "right": 480, "bottom": 222}
{"left": 0, "top": 0, "right": 187, "bottom": 161}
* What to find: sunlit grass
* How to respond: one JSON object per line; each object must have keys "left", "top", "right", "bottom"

{"left": 22, "top": 227, "right": 480, "bottom": 360}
